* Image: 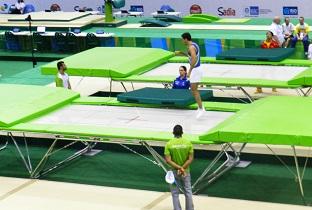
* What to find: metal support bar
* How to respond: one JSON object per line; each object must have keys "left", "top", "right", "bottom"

{"left": 192, "top": 143, "right": 245, "bottom": 194}
{"left": 34, "top": 142, "right": 97, "bottom": 178}
{"left": 8, "top": 132, "right": 97, "bottom": 178}
{"left": 9, "top": 132, "right": 33, "bottom": 174}
{"left": 238, "top": 87, "right": 254, "bottom": 103}
{"left": 141, "top": 141, "right": 168, "bottom": 172}
{"left": 292, "top": 146, "right": 307, "bottom": 205}
{"left": 0, "top": 139, "right": 8, "bottom": 151}
{"left": 120, "top": 82, "right": 128, "bottom": 92}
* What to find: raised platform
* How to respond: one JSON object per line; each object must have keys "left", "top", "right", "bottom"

{"left": 0, "top": 12, "right": 104, "bottom": 31}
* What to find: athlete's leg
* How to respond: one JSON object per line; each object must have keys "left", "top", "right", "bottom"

{"left": 191, "top": 83, "right": 202, "bottom": 109}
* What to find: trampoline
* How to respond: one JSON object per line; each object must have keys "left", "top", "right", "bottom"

{"left": 41, "top": 47, "right": 174, "bottom": 78}
{"left": 117, "top": 62, "right": 312, "bottom": 101}
{"left": 0, "top": 84, "right": 240, "bottom": 192}
{"left": 1, "top": 84, "right": 312, "bottom": 204}
{"left": 200, "top": 96, "right": 312, "bottom": 204}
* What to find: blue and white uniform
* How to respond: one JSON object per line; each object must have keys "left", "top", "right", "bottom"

{"left": 188, "top": 42, "right": 203, "bottom": 83}
{"left": 172, "top": 76, "right": 190, "bottom": 89}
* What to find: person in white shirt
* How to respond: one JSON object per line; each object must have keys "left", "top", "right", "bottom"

{"left": 269, "top": 16, "right": 284, "bottom": 47}
{"left": 282, "top": 17, "right": 295, "bottom": 48}
{"left": 14, "top": 0, "right": 25, "bottom": 14}
{"left": 55, "top": 61, "right": 71, "bottom": 89}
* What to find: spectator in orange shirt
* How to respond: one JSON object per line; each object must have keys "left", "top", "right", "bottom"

{"left": 256, "top": 31, "right": 279, "bottom": 94}
{"left": 261, "top": 31, "right": 280, "bottom": 49}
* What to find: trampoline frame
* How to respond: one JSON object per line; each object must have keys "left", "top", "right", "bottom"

{"left": 1, "top": 130, "right": 242, "bottom": 194}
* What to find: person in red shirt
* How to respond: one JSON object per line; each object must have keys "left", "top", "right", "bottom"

{"left": 261, "top": 31, "right": 280, "bottom": 49}
{"left": 256, "top": 31, "right": 279, "bottom": 93}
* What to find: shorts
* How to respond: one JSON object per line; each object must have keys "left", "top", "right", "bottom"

{"left": 190, "top": 67, "right": 203, "bottom": 83}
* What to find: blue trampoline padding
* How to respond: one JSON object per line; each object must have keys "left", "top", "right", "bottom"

{"left": 216, "top": 48, "right": 295, "bottom": 62}
{"left": 117, "top": 88, "right": 213, "bottom": 106}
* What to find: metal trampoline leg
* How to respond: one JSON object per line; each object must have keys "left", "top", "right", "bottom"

{"left": 32, "top": 141, "right": 97, "bottom": 178}
{"left": 238, "top": 87, "right": 254, "bottom": 102}
{"left": 120, "top": 82, "right": 128, "bottom": 92}
{"left": 292, "top": 146, "right": 307, "bottom": 205}
{"left": 9, "top": 132, "right": 33, "bottom": 174}
{"left": 0, "top": 139, "right": 8, "bottom": 151}
{"left": 304, "top": 87, "right": 312, "bottom": 97}
{"left": 141, "top": 141, "right": 168, "bottom": 172}
{"left": 192, "top": 143, "right": 247, "bottom": 194}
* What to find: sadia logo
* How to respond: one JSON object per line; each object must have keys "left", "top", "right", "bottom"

{"left": 283, "top": 6, "right": 298, "bottom": 16}
{"left": 217, "top": 7, "right": 236, "bottom": 16}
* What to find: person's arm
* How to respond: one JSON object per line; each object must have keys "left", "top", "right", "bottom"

{"left": 187, "top": 45, "right": 197, "bottom": 77}
{"left": 68, "top": 80, "right": 72, "bottom": 89}
{"left": 305, "top": 24, "right": 310, "bottom": 37}
{"left": 182, "top": 153, "right": 194, "bottom": 171}
{"left": 172, "top": 79, "right": 177, "bottom": 89}
{"left": 174, "top": 50, "right": 187, "bottom": 56}
{"left": 186, "top": 80, "right": 190, "bottom": 89}
{"left": 165, "top": 155, "right": 183, "bottom": 170}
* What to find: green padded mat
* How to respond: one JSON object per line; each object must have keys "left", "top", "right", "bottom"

{"left": 41, "top": 47, "right": 174, "bottom": 78}
{"left": 73, "top": 97, "right": 247, "bottom": 112}
{"left": 169, "top": 56, "right": 312, "bottom": 66}
{"left": 216, "top": 48, "right": 295, "bottom": 62}
{"left": 116, "top": 75, "right": 302, "bottom": 89}
{"left": 117, "top": 88, "right": 213, "bottom": 106}
{"left": 182, "top": 14, "right": 220, "bottom": 24}
{"left": 200, "top": 96, "right": 312, "bottom": 147}
{"left": 6, "top": 123, "right": 212, "bottom": 144}
{"left": 0, "top": 84, "right": 79, "bottom": 127}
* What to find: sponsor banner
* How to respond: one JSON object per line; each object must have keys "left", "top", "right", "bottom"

{"left": 0, "top": 0, "right": 309, "bottom": 19}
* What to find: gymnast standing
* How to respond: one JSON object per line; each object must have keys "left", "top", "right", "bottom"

{"left": 175, "top": 32, "right": 205, "bottom": 119}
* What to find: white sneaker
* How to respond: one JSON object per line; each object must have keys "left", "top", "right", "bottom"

{"left": 196, "top": 108, "right": 205, "bottom": 119}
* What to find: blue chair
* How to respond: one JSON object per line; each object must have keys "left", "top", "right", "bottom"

{"left": 112, "top": 0, "right": 125, "bottom": 9}
{"left": 23, "top": 4, "right": 35, "bottom": 14}
{"left": 4, "top": 31, "right": 21, "bottom": 51}
{"left": 8, "top": 4, "right": 17, "bottom": 14}
{"left": 160, "top": 5, "right": 175, "bottom": 12}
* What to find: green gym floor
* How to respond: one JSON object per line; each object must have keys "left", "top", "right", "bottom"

{"left": 0, "top": 143, "right": 311, "bottom": 206}
{"left": 0, "top": 60, "right": 53, "bottom": 85}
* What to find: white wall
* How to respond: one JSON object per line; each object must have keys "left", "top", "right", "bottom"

{"left": 0, "top": 0, "right": 308, "bottom": 18}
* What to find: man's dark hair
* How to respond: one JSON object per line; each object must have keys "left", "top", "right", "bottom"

{"left": 57, "top": 61, "right": 65, "bottom": 70}
{"left": 268, "top": 31, "right": 274, "bottom": 36}
{"left": 173, "top": 125, "right": 183, "bottom": 138}
{"left": 299, "top": 16, "right": 304, "bottom": 20}
{"left": 181, "top": 32, "right": 192, "bottom": 41}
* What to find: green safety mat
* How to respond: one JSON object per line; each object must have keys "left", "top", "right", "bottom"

{"left": 0, "top": 84, "right": 79, "bottom": 127}
{"left": 73, "top": 97, "right": 247, "bottom": 112}
{"left": 117, "top": 88, "right": 213, "bottom": 106}
{"left": 41, "top": 47, "right": 174, "bottom": 78}
{"left": 216, "top": 48, "right": 295, "bottom": 62}
{"left": 169, "top": 56, "right": 312, "bottom": 66}
{"left": 200, "top": 96, "right": 312, "bottom": 147}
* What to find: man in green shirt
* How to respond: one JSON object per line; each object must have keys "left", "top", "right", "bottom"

{"left": 164, "top": 125, "right": 194, "bottom": 210}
